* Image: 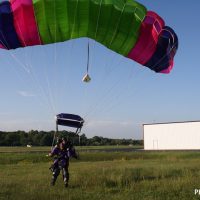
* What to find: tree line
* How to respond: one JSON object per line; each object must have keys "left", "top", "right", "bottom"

{"left": 0, "top": 130, "right": 143, "bottom": 146}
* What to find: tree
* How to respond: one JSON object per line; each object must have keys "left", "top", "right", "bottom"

{"left": 40, "top": 134, "right": 52, "bottom": 146}
{"left": 5, "top": 132, "right": 21, "bottom": 146}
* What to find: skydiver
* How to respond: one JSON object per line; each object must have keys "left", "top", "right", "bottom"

{"left": 48, "top": 137, "right": 78, "bottom": 187}
{"left": 62, "top": 137, "right": 78, "bottom": 159}
{"left": 48, "top": 138, "right": 70, "bottom": 187}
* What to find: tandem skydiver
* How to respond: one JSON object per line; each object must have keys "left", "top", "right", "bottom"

{"left": 48, "top": 137, "right": 77, "bottom": 187}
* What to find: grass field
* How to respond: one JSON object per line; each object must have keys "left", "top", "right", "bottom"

{"left": 0, "top": 145, "right": 140, "bottom": 153}
{"left": 0, "top": 146, "right": 200, "bottom": 200}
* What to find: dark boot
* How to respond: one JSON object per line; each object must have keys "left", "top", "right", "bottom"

{"left": 51, "top": 168, "right": 60, "bottom": 186}
{"left": 62, "top": 167, "right": 69, "bottom": 187}
{"left": 51, "top": 178, "right": 56, "bottom": 186}
{"left": 64, "top": 181, "right": 68, "bottom": 188}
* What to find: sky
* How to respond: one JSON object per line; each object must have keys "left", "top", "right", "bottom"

{"left": 0, "top": 0, "right": 200, "bottom": 139}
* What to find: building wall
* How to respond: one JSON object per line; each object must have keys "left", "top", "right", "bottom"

{"left": 143, "top": 121, "right": 200, "bottom": 150}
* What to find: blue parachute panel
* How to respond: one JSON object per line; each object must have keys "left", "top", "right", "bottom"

{"left": 145, "top": 26, "right": 178, "bottom": 72}
{"left": 0, "top": 1, "right": 21, "bottom": 49}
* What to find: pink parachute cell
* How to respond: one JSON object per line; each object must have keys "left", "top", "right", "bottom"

{"left": 10, "top": 0, "right": 41, "bottom": 47}
{"left": 160, "top": 60, "right": 174, "bottom": 74}
{"left": 0, "top": 44, "right": 6, "bottom": 49}
{"left": 127, "top": 11, "right": 165, "bottom": 65}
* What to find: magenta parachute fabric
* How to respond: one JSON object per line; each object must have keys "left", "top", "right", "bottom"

{"left": 0, "top": 44, "right": 6, "bottom": 49}
{"left": 144, "top": 26, "right": 178, "bottom": 73}
{"left": 0, "top": 0, "right": 178, "bottom": 74}
{"left": 160, "top": 60, "right": 174, "bottom": 74}
{"left": 0, "top": 44, "right": 5, "bottom": 49}
{"left": 10, "top": 0, "right": 41, "bottom": 47}
{"left": 127, "top": 11, "right": 165, "bottom": 65}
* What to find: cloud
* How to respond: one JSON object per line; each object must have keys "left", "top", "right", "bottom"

{"left": 17, "top": 90, "right": 36, "bottom": 97}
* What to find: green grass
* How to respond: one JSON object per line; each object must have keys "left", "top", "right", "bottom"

{"left": 0, "top": 145, "right": 141, "bottom": 153}
{"left": 0, "top": 147, "right": 200, "bottom": 200}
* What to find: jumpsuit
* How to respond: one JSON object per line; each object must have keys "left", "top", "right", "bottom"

{"left": 50, "top": 146, "right": 69, "bottom": 187}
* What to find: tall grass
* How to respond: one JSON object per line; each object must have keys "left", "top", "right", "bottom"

{"left": 0, "top": 148, "right": 200, "bottom": 200}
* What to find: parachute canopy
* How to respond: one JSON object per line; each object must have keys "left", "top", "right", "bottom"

{"left": 0, "top": 0, "right": 178, "bottom": 73}
{"left": 56, "top": 113, "right": 84, "bottom": 130}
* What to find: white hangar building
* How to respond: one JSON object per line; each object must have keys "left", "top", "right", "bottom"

{"left": 143, "top": 121, "right": 200, "bottom": 150}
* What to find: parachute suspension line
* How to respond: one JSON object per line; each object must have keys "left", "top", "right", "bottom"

{"left": 90, "top": 0, "right": 103, "bottom": 64}
{"left": 29, "top": 20, "right": 57, "bottom": 115}
{"left": 34, "top": 18, "right": 57, "bottom": 115}
{"left": 104, "top": 5, "right": 142, "bottom": 77}
{"left": 4, "top": 54, "right": 56, "bottom": 117}
{"left": 0, "top": 36, "right": 44, "bottom": 110}
{"left": 96, "top": 69, "right": 141, "bottom": 116}
{"left": 84, "top": 72, "right": 131, "bottom": 124}
{"left": 53, "top": 0, "right": 59, "bottom": 113}
{"left": 0, "top": 35, "right": 55, "bottom": 117}
{"left": 109, "top": 3, "right": 126, "bottom": 48}
{"left": 43, "top": 58, "right": 57, "bottom": 114}
{"left": 94, "top": 30, "right": 177, "bottom": 118}
{"left": 83, "top": 56, "right": 126, "bottom": 120}
{"left": 9, "top": 54, "right": 30, "bottom": 73}
{"left": 32, "top": 43, "right": 57, "bottom": 115}
{"left": 85, "top": 0, "right": 102, "bottom": 77}
{"left": 35, "top": 1, "right": 58, "bottom": 115}
{"left": 84, "top": 10, "right": 165, "bottom": 120}
{"left": 14, "top": 21, "right": 49, "bottom": 110}
{"left": 0, "top": 32, "right": 30, "bottom": 73}
{"left": 71, "top": 0, "right": 79, "bottom": 39}
{"left": 26, "top": 4, "right": 58, "bottom": 116}
{"left": 33, "top": 9, "right": 56, "bottom": 115}
{"left": 84, "top": 35, "right": 151, "bottom": 120}
{"left": 54, "top": 0, "right": 57, "bottom": 44}
{"left": 101, "top": 38, "right": 178, "bottom": 121}
{"left": 85, "top": 44, "right": 176, "bottom": 125}
{"left": 87, "top": 39, "right": 90, "bottom": 74}
{"left": 69, "top": 0, "right": 79, "bottom": 64}
{"left": 101, "top": 3, "right": 126, "bottom": 83}
{"left": 134, "top": 6, "right": 146, "bottom": 22}
{"left": 82, "top": 39, "right": 91, "bottom": 82}
{"left": 51, "top": 123, "right": 58, "bottom": 150}
{"left": 83, "top": 73, "right": 124, "bottom": 119}
{"left": 94, "top": 0, "right": 103, "bottom": 39}
{"left": 15, "top": 21, "right": 31, "bottom": 72}
{"left": 4, "top": 23, "right": 56, "bottom": 117}
{"left": 84, "top": 63, "right": 145, "bottom": 123}
{"left": 0, "top": 31, "right": 10, "bottom": 49}
{"left": 80, "top": 39, "right": 91, "bottom": 113}
{"left": 96, "top": 41, "right": 162, "bottom": 117}
{"left": 60, "top": 0, "right": 77, "bottom": 108}
{"left": 83, "top": 52, "right": 128, "bottom": 119}
{"left": 82, "top": 0, "right": 103, "bottom": 84}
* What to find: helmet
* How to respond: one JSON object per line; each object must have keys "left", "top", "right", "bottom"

{"left": 56, "top": 138, "right": 62, "bottom": 145}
